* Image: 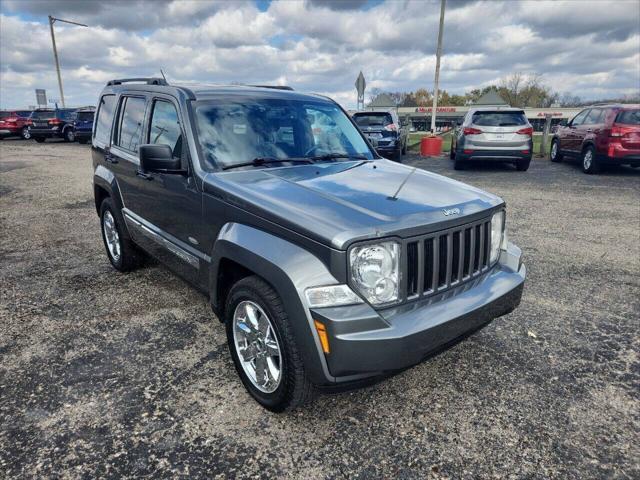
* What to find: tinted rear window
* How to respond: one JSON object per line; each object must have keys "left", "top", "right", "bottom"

{"left": 16, "top": 111, "right": 32, "bottom": 117}
{"left": 31, "top": 111, "right": 55, "bottom": 120}
{"left": 471, "top": 111, "right": 527, "bottom": 127}
{"left": 615, "top": 109, "right": 640, "bottom": 125}
{"left": 0, "top": 112, "right": 10, "bottom": 119}
{"left": 353, "top": 113, "right": 393, "bottom": 127}
{"left": 76, "top": 111, "right": 95, "bottom": 121}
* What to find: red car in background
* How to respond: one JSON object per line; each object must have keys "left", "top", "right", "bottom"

{"left": 550, "top": 104, "right": 640, "bottom": 174}
{"left": 0, "top": 110, "right": 33, "bottom": 140}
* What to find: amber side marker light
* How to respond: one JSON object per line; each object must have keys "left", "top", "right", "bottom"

{"left": 314, "top": 320, "right": 330, "bottom": 354}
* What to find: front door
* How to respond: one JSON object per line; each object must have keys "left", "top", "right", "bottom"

{"left": 124, "top": 96, "right": 206, "bottom": 287}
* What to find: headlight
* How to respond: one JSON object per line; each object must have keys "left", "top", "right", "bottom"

{"left": 490, "top": 210, "right": 505, "bottom": 264}
{"left": 349, "top": 241, "right": 400, "bottom": 305}
{"left": 305, "top": 285, "right": 363, "bottom": 308}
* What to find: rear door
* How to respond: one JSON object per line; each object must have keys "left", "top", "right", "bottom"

{"left": 467, "top": 110, "right": 529, "bottom": 150}
{"left": 579, "top": 108, "right": 604, "bottom": 151}
{"left": 109, "top": 94, "right": 149, "bottom": 213}
{"left": 564, "top": 109, "right": 589, "bottom": 152}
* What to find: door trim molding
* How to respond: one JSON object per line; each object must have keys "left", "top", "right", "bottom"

{"left": 122, "top": 209, "right": 210, "bottom": 268}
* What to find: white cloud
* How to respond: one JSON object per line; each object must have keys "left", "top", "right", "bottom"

{"left": 0, "top": 0, "right": 639, "bottom": 109}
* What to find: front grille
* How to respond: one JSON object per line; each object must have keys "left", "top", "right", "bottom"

{"left": 404, "top": 217, "right": 492, "bottom": 300}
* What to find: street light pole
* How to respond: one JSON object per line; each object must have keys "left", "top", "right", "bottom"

{"left": 48, "top": 15, "right": 88, "bottom": 108}
{"left": 430, "top": 0, "right": 446, "bottom": 133}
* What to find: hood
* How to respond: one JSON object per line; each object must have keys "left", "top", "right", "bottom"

{"left": 204, "top": 159, "right": 502, "bottom": 250}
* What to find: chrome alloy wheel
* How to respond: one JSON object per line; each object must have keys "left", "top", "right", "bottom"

{"left": 583, "top": 149, "right": 593, "bottom": 170}
{"left": 233, "top": 300, "right": 282, "bottom": 393}
{"left": 551, "top": 142, "right": 557, "bottom": 160}
{"left": 102, "top": 211, "right": 121, "bottom": 261}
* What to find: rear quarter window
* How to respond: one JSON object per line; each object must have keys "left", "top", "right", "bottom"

{"left": 94, "top": 95, "right": 117, "bottom": 145}
{"left": 615, "top": 110, "right": 640, "bottom": 125}
{"left": 471, "top": 111, "right": 527, "bottom": 126}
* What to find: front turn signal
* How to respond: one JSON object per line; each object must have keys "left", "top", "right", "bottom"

{"left": 314, "top": 320, "right": 330, "bottom": 354}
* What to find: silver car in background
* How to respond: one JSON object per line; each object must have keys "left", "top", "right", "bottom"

{"left": 450, "top": 107, "right": 533, "bottom": 171}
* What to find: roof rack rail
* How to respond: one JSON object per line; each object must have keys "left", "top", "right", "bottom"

{"left": 106, "top": 78, "right": 168, "bottom": 86}
{"left": 250, "top": 85, "right": 294, "bottom": 91}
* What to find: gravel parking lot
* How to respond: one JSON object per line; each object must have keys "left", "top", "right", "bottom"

{"left": 1, "top": 139, "right": 639, "bottom": 479}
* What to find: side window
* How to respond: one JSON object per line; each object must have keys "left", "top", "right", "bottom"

{"left": 571, "top": 109, "right": 589, "bottom": 126}
{"left": 584, "top": 109, "right": 603, "bottom": 125}
{"left": 94, "top": 95, "right": 116, "bottom": 144}
{"left": 116, "top": 97, "right": 146, "bottom": 153}
{"left": 148, "top": 100, "right": 182, "bottom": 158}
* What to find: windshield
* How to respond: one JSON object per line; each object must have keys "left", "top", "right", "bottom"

{"left": 471, "top": 111, "right": 527, "bottom": 127}
{"left": 353, "top": 113, "right": 393, "bottom": 127}
{"left": 195, "top": 97, "right": 374, "bottom": 169}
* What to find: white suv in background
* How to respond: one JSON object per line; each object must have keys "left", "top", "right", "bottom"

{"left": 450, "top": 107, "right": 534, "bottom": 171}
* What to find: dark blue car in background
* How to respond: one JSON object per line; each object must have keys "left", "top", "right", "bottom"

{"left": 70, "top": 107, "right": 95, "bottom": 144}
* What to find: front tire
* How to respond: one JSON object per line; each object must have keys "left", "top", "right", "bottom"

{"left": 225, "top": 276, "right": 314, "bottom": 412}
{"left": 550, "top": 139, "right": 563, "bottom": 162}
{"left": 582, "top": 145, "right": 600, "bottom": 174}
{"left": 21, "top": 127, "right": 31, "bottom": 140}
{"left": 99, "top": 197, "right": 143, "bottom": 272}
{"left": 64, "top": 128, "right": 75, "bottom": 142}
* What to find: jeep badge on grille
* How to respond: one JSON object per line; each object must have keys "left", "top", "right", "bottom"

{"left": 443, "top": 208, "right": 461, "bottom": 216}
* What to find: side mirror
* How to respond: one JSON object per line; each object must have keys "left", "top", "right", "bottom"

{"left": 139, "top": 144, "right": 183, "bottom": 173}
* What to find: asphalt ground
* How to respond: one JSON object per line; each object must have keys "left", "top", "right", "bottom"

{"left": 1, "top": 139, "right": 639, "bottom": 479}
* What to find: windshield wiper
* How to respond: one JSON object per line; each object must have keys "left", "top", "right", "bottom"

{"left": 222, "top": 157, "right": 313, "bottom": 170}
{"left": 308, "top": 153, "right": 369, "bottom": 162}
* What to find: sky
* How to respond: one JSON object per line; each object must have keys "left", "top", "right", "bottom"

{"left": 0, "top": 0, "right": 639, "bottom": 109}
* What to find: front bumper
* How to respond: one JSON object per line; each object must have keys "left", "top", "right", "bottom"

{"left": 312, "top": 243, "right": 525, "bottom": 380}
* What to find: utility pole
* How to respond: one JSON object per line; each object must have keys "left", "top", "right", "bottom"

{"left": 430, "top": 0, "right": 446, "bottom": 133}
{"left": 48, "top": 15, "right": 88, "bottom": 108}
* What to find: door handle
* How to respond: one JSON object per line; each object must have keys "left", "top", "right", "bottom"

{"left": 105, "top": 153, "right": 118, "bottom": 164}
{"left": 136, "top": 169, "right": 154, "bottom": 181}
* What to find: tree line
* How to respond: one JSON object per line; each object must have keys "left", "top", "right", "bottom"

{"left": 368, "top": 73, "right": 639, "bottom": 109}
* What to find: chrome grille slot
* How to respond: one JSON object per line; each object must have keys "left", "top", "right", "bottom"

{"left": 402, "top": 215, "right": 494, "bottom": 302}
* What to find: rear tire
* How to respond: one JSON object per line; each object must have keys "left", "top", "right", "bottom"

{"left": 21, "top": 127, "right": 31, "bottom": 140}
{"left": 99, "top": 197, "right": 143, "bottom": 272}
{"left": 449, "top": 144, "right": 456, "bottom": 160}
{"left": 581, "top": 145, "right": 600, "bottom": 174}
{"left": 34, "top": 137, "right": 45, "bottom": 143}
{"left": 454, "top": 159, "right": 467, "bottom": 170}
{"left": 64, "top": 128, "right": 75, "bottom": 142}
{"left": 225, "top": 276, "right": 315, "bottom": 412}
{"left": 550, "top": 139, "right": 563, "bottom": 162}
{"left": 516, "top": 158, "right": 531, "bottom": 171}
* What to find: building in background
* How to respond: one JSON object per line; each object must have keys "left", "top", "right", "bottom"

{"left": 357, "top": 91, "right": 581, "bottom": 132}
